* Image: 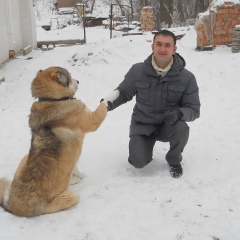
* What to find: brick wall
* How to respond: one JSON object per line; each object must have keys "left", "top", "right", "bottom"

{"left": 141, "top": 7, "right": 153, "bottom": 31}
{"left": 195, "top": 3, "right": 240, "bottom": 49}
{"left": 57, "top": 0, "right": 82, "bottom": 8}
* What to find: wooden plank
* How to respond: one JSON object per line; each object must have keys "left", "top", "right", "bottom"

{"left": 176, "top": 34, "right": 185, "bottom": 40}
{"left": 122, "top": 32, "right": 143, "bottom": 36}
{"left": 23, "top": 45, "right": 32, "bottom": 55}
{"left": 37, "top": 39, "right": 85, "bottom": 48}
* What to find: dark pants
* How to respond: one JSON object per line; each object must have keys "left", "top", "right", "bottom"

{"left": 128, "top": 121, "right": 189, "bottom": 168}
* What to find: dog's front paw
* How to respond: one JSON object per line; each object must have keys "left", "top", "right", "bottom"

{"left": 69, "top": 171, "right": 86, "bottom": 185}
{"left": 77, "top": 171, "right": 86, "bottom": 179}
{"left": 69, "top": 175, "right": 82, "bottom": 185}
{"left": 69, "top": 166, "right": 86, "bottom": 185}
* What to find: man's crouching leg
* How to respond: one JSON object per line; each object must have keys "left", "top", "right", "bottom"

{"left": 165, "top": 121, "right": 189, "bottom": 165}
{"left": 128, "top": 135, "right": 156, "bottom": 168}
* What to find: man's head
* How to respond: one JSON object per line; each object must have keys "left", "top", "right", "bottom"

{"left": 153, "top": 30, "right": 177, "bottom": 46}
{"left": 152, "top": 30, "right": 177, "bottom": 69}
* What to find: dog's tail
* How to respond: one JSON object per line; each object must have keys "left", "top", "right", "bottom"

{"left": 0, "top": 178, "right": 11, "bottom": 208}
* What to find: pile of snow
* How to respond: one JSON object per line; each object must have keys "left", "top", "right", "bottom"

{"left": 1, "top": 25, "right": 240, "bottom": 240}
{"left": 211, "top": 0, "right": 240, "bottom": 9}
{"left": 37, "top": 25, "right": 84, "bottom": 41}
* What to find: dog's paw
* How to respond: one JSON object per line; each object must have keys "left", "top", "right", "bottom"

{"left": 69, "top": 175, "right": 82, "bottom": 185}
{"left": 69, "top": 171, "right": 86, "bottom": 185}
{"left": 78, "top": 171, "right": 86, "bottom": 179}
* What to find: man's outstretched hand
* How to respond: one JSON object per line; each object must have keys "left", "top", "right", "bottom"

{"left": 100, "top": 99, "right": 114, "bottom": 111}
{"left": 100, "top": 89, "right": 120, "bottom": 111}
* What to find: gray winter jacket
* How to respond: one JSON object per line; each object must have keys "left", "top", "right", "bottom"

{"left": 112, "top": 53, "right": 200, "bottom": 137}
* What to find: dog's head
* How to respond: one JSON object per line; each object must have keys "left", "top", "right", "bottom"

{"left": 31, "top": 67, "right": 79, "bottom": 99}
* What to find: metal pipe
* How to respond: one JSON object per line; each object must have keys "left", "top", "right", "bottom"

{"left": 6, "top": 0, "right": 16, "bottom": 49}
{"left": 110, "top": 4, "right": 113, "bottom": 39}
{"left": 83, "top": 4, "right": 86, "bottom": 43}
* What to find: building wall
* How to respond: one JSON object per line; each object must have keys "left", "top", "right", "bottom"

{"left": 0, "top": 0, "right": 37, "bottom": 64}
{"left": 20, "top": 0, "right": 37, "bottom": 51}
{"left": 0, "top": 1, "right": 9, "bottom": 64}
{"left": 195, "top": 3, "right": 240, "bottom": 49}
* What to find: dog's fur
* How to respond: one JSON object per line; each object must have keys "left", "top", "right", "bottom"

{"left": 0, "top": 66, "right": 107, "bottom": 217}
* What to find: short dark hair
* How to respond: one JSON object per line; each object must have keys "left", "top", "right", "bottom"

{"left": 153, "top": 30, "right": 177, "bottom": 46}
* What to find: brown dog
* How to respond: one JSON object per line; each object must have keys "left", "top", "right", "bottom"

{"left": 0, "top": 66, "right": 107, "bottom": 217}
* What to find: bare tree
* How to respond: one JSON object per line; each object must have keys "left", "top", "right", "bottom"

{"left": 127, "top": 0, "right": 134, "bottom": 21}
{"left": 90, "top": 0, "right": 96, "bottom": 13}
{"left": 195, "top": 0, "right": 209, "bottom": 15}
{"left": 159, "top": 0, "right": 174, "bottom": 28}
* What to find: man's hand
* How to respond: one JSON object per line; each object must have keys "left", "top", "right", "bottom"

{"left": 101, "top": 89, "right": 120, "bottom": 111}
{"left": 163, "top": 108, "right": 182, "bottom": 124}
{"left": 100, "top": 99, "right": 114, "bottom": 111}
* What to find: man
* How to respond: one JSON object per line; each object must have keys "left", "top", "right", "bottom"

{"left": 102, "top": 30, "right": 200, "bottom": 178}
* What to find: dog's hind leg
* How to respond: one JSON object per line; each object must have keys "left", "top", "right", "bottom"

{"left": 69, "top": 165, "right": 86, "bottom": 185}
{"left": 0, "top": 178, "right": 11, "bottom": 206}
{"left": 42, "top": 190, "right": 80, "bottom": 215}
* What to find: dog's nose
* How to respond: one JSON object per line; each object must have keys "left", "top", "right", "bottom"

{"left": 76, "top": 80, "right": 79, "bottom": 84}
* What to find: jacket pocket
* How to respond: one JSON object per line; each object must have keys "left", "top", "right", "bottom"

{"left": 167, "top": 85, "right": 185, "bottom": 103}
{"left": 135, "top": 82, "right": 151, "bottom": 101}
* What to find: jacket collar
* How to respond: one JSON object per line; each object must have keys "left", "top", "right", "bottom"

{"left": 144, "top": 53, "right": 186, "bottom": 78}
{"left": 151, "top": 55, "right": 173, "bottom": 77}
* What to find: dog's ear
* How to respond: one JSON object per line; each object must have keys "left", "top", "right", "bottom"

{"left": 56, "top": 71, "right": 69, "bottom": 87}
{"left": 37, "top": 69, "right": 43, "bottom": 75}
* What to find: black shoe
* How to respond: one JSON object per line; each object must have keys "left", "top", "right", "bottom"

{"left": 169, "top": 164, "right": 183, "bottom": 178}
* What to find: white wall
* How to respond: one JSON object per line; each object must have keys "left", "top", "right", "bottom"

{"left": 0, "top": 0, "right": 37, "bottom": 64}
{"left": 20, "top": 0, "right": 37, "bottom": 51}
{"left": 0, "top": 1, "right": 9, "bottom": 64}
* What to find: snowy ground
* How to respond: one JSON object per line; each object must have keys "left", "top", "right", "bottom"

{"left": 0, "top": 25, "right": 240, "bottom": 240}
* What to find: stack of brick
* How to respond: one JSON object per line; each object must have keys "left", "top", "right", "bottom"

{"left": 232, "top": 25, "right": 240, "bottom": 53}
{"left": 195, "top": 2, "right": 240, "bottom": 50}
{"left": 141, "top": 7, "right": 153, "bottom": 31}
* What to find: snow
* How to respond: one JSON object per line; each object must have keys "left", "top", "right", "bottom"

{"left": 86, "top": 0, "right": 110, "bottom": 18}
{"left": 37, "top": 25, "right": 85, "bottom": 41}
{"left": 1, "top": 23, "right": 240, "bottom": 240}
{"left": 199, "top": 0, "right": 240, "bottom": 16}
{"left": 211, "top": 0, "right": 240, "bottom": 9}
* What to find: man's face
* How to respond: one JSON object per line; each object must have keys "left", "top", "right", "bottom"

{"left": 152, "top": 34, "right": 177, "bottom": 69}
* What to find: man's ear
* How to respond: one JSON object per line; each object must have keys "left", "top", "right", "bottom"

{"left": 56, "top": 71, "right": 69, "bottom": 87}
{"left": 173, "top": 45, "right": 177, "bottom": 54}
{"left": 151, "top": 43, "right": 154, "bottom": 52}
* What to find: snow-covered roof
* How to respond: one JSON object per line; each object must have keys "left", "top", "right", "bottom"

{"left": 142, "top": 6, "right": 153, "bottom": 9}
{"left": 210, "top": 0, "right": 240, "bottom": 10}
{"left": 198, "top": 0, "right": 240, "bottom": 18}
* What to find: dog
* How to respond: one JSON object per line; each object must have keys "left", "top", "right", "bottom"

{"left": 0, "top": 66, "right": 107, "bottom": 217}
